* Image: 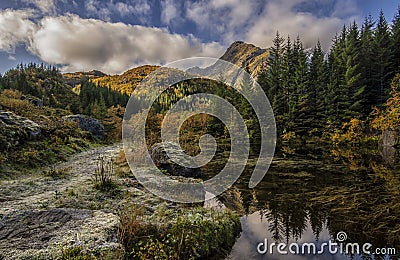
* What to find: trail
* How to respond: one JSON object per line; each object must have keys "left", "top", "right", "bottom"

{"left": 0, "top": 144, "right": 121, "bottom": 215}
{"left": 0, "top": 144, "right": 124, "bottom": 259}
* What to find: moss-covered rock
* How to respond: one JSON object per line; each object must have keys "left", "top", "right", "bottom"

{"left": 63, "top": 115, "right": 104, "bottom": 139}
{"left": 0, "top": 111, "right": 41, "bottom": 151}
{"left": 149, "top": 142, "right": 201, "bottom": 178}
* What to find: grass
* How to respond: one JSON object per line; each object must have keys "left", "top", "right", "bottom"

{"left": 92, "top": 155, "right": 119, "bottom": 192}
{"left": 44, "top": 165, "right": 71, "bottom": 179}
{"left": 118, "top": 203, "right": 241, "bottom": 259}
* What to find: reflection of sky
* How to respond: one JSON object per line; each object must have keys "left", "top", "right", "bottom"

{"left": 228, "top": 211, "right": 361, "bottom": 260}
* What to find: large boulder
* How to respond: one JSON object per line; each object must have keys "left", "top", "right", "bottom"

{"left": 0, "top": 111, "right": 41, "bottom": 150}
{"left": 149, "top": 142, "right": 201, "bottom": 178}
{"left": 63, "top": 115, "right": 104, "bottom": 139}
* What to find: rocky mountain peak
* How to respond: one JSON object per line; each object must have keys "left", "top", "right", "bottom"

{"left": 219, "top": 41, "right": 269, "bottom": 77}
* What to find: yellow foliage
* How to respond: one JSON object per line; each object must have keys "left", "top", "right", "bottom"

{"left": 281, "top": 130, "right": 296, "bottom": 143}
{"left": 1, "top": 89, "right": 22, "bottom": 99}
{"left": 371, "top": 74, "right": 400, "bottom": 131}
{"left": 331, "top": 118, "right": 365, "bottom": 146}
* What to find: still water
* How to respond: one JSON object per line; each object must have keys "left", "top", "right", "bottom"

{"left": 203, "top": 146, "right": 400, "bottom": 260}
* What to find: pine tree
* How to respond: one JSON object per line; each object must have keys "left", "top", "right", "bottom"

{"left": 372, "top": 10, "right": 393, "bottom": 105}
{"left": 291, "top": 36, "right": 311, "bottom": 134}
{"left": 326, "top": 30, "right": 346, "bottom": 125}
{"left": 392, "top": 6, "right": 400, "bottom": 75}
{"left": 343, "top": 22, "right": 364, "bottom": 120}
{"left": 258, "top": 31, "right": 286, "bottom": 132}
{"left": 309, "top": 41, "right": 327, "bottom": 130}
{"left": 360, "top": 15, "right": 376, "bottom": 113}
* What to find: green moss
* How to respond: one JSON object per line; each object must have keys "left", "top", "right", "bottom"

{"left": 62, "top": 246, "right": 97, "bottom": 260}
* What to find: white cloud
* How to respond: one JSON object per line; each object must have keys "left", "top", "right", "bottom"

{"left": 85, "top": 0, "right": 151, "bottom": 22}
{"left": 185, "top": 0, "right": 361, "bottom": 50}
{"left": 246, "top": 0, "right": 360, "bottom": 49}
{"left": 85, "top": 0, "right": 112, "bottom": 21}
{"left": 22, "top": 0, "right": 57, "bottom": 14}
{"left": 186, "top": 0, "right": 262, "bottom": 43}
{"left": 25, "top": 14, "right": 224, "bottom": 74}
{"left": 332, "top": 0, "right": 359, "bottom": 18}
{"left": 0, "top": 9, "right": 36, "bottom": 53}
{"left": 161, "top": 0, "right": 179, "bottom": 24}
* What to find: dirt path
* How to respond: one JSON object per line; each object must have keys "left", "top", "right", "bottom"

{"left": 0, "top": 143, "right": 125, "bottom": 259}
{"left": 0, "top": 143, "right": 121, "bottom": 215}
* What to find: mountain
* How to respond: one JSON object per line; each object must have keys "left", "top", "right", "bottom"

{"left": 63, "top": 66, "right": 159, "bottom": 95}
{"left": 64, "top": 70, "right": 107, "bottom": 87}
{"left": 219, "top": 41, "right": 269, "bottom": 77}
{"left": 91, "top": 65, "right": 159, "bottom": 95}
{"left": 63, "top": 42, "right": 269, "bottom": 95}
{"left": 186, "top": 41, "right": 270, "bottom": 86}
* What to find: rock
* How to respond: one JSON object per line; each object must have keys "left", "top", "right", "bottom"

{"left": 380, "top": 129, "right": 400, "bottom": 148}
{"left": 0, "top": 208, "right": 124, "bottom": 259}
{"left": 21, "top": 95, "right": 44, "bottom": 107}
{"left": 149, "top": 142, "right": 201, "bottom": 178}
{"left": 0, "top": 111, "right": 41, "bottom": 150}
{"left": 63, "top": 114, "right": 104, "bottom": 139}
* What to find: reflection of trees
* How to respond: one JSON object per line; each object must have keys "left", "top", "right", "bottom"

{"left": 262, "top": 194, "right": 313, "bottom": 243}
{"left": 225, "top": 151, "right": 400, "bottom": 253}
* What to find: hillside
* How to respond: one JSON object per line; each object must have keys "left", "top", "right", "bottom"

{"left": 63, "top": 42, "right": 268, "bottom": 96}
{"left": 64, "top": 70, "right": 107, "bottom": 87}
{"left": 219, "top": 41, "right": 269, "bottom": 77}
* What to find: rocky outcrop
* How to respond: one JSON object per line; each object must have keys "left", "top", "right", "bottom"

{"left": 0, "top": 111, "right": 41, "bottom": 150}
{"left": 63, "top": 115, "right": 104, "bottom": 139}
{"left": 149, "top": 142, "right": 201, "bottom": 178}
{"left": 20, "top": 95, "right": 43, "bottom": 107}
{"left": 0, "top": 208, "right": 123, "bottom": 259}
{"left": 380, "top": 129, "right": 400, "bottom": 148}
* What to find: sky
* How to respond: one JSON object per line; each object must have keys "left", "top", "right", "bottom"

{"left": 0, "top": 0, "right": 398, "bottom": 75}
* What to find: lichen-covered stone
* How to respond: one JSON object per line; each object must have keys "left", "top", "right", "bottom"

{"left": 0, "top": 111, "right": 41, "bottom": 150}
{"left": 149, "top": 142, "right": 201, "bottom": 178}
{"left": 63, "top": 114, "right": 104, "bottom": 139}
{"left": 0, "top": 208, "right": 124, "bottom": 259}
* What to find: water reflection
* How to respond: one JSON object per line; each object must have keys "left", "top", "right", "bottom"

{"left": 209, "top": 148, "right": 400, "bottom": 259}
{"left": 229, "top": 211, "right": 334, "bottom": 260}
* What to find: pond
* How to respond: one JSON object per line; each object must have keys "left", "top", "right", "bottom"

{"left": 202, "top": 146, "right": 400, "bottom": 259}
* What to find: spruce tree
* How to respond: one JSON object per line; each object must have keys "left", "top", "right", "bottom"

{"left": 360, "top": 15, "right": 376, "bottom": 112}
{"left": 309, "top": 41, "right": 327, "bottom": 130}
{"left": 291, "top": 36, "right": 311, "bottom": 134}
{"left": 258, "top": 31, "right": 286, "bottom": 133}
{"left": 372, "top": 10, "right": 393, "bottom": 105}
{"left": 392, "top": 6, "right": 400, "bottom": 75}
{"left": 343, "top": 22, "right": 364, "bottom": 120}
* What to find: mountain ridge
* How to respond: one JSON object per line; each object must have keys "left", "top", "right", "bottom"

{"left": 63, "top": 41, "right": 269, "bottom": 94}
